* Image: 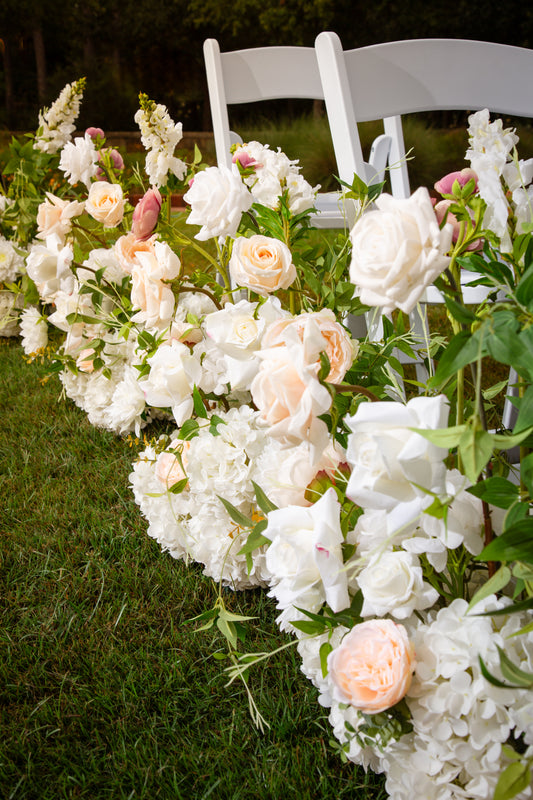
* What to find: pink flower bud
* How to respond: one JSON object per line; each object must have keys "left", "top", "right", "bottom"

{"left": 85, "top": 127, "right": 105, "bottom": 140}
{"left": 434, "top": 168, "right": 478, "bottom": 196}
{"left": 96, "top": 148, "right": 125, "bottom": 180}
{"left": 131, "top": 187, "right": 162, "bottom": 240}
{"left": 434, "top": 199, "right": 482, "bottom": 250}
{"left": 232, "top": 151, "right": 260, "bottom": 170}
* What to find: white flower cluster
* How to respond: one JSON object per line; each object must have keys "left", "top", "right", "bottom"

{"left": 0, "top": 236, "right": 25, "bottom": 283}
{"left": 34, "top": 80, "right": 85, "bottom": 154}
{"left": 233, "top": 141, "right": 318, "bottom": 213}
{"left": 19, "top": 306, "right": 48, "bottom": 356}
{"left": 466, "top": 109, "right": 533, "bottom": 249}
{"left": 59, "top": 133, "right": 99, "bottom": 189}
{"left": 134, "top": 98, "right": 187, "bottom": 187}
{"left": 0, "top": 289, "right": 23, "bottom": 336}
{"left": 130, "top": 406, "right": 274, "bottom": 588}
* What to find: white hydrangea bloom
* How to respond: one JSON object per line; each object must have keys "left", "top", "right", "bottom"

{"left": 59, "top": 133, "right": 99, "bottom": 189}
{"left": 0, "top": 237, "right": 25, "bottom": 283}
{"left": 19, "top": 306, "right": 48, "bottom": 355}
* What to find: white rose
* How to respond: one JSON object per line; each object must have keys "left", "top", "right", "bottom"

{"left": 141, "top": 340, "right": 202, "bottom": 426}
{"left": 59, "top": 133, "right": 99, "bottom": 188}
{"left": 357, "top": 550, "right": 438, "bottom": 619}
{"left": 85, "top": 181, "right": 125, "bottom": 228}
{"left": 264, "top": 487, "right": 350, "bottom": 615}
{"left": 229, "top": 235, "right": 296, "bottom": 295}
{"left": 349, "top": 186, "right": 453, "bottom": 313}
{"left": 36, "top": 193, "right": 85, "bottom": 241}
{"left": 130, "top": 269, "right": 175, "bottom": 330}
{"left": 345, "top": 395, "right": 449, "bottom": 510}
{"left": 25, "top": 234, "right": 74, "bottom": 301}
{"left": 183, "top": 165, "right": 253, "bottom": 241}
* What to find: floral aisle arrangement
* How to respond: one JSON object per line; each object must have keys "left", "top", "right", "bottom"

{"left": 6, "top": 82, "right": 533, "bottom": 799}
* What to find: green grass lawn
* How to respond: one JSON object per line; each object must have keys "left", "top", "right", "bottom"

{"left": 0, "top": 338, "right": 386, "bottom": 800}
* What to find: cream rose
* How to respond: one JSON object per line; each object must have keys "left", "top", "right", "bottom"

{"left": 328, "top": 619, "right": 415, "bottom": 713}
{"left": 349, "top": 186, "right": 453, "bottom": 314}
{"left": 229, "top": 235, "right": 296, "bottom": 295}
{"left": 36, "top": 193, "right": 85, "bottom": 241}
{"left": 155, "top": 444, "right": 190, "bottom": 489}
{"left": 262, "top": 309, "right": 356, "bottom": 384}
{"left": 251, "top": 340, "right": 332, "bottom": 452}
{"left": 357, "top": 550, "right": 438, "bottom": 619}
{"left": 130, "top": 268, "right": 175, "bottom": 329}
{"left": 115, "top": 233, "right": 157, "bottom": 274}
{"left": 85, "top": 181, "right": 124, "bottom": 228}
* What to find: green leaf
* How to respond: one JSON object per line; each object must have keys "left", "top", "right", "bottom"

{"left": 466, "top": 477, "right": 519, "bottom": 509}
{"left": 291, "top": 619, "right": 328, "bottom": 636}
{"left": 251, "top": 481, "right": 278, "bottom": 515}
{"left": 167, "top": 478, "right": 189, "bottom": 495}
{"left": 482, "top": 379, "right": 509, "bottom": 401}
{"left": 192, "top": 385, "right": 208, "bottom": 419}
{"left": 514, "top": 384, "right": 533, "bottom": 432}
{"left": 217, "top": 496, "right": 253, "bottom": 528}
{"left": 521, "top": 452, "right": 533, "bottom": 497}
{"left": 177, "top": 419, "right": 200, "bottom": 440}
{"left": 497, "top": 645, "right": 533, "bottom": 687}
{"left": 320, "top": 642, "right": 333, "bottom": 679}
{"left": 443, "top": 295, "right": 477, "bottom": 324}
{"left": 458, "top": 426, "right": 493, "bottom": 484}
{"left": 492, "top": 426, "right": 533, "bottom": 450}
{"left": 467, "top": 565, "right": 512, "bottom": 611}
{"left": 478, "top": 519, "right": 533, "bottom": 563}
{"left": 410, "top": 424, "right": 466, "bottom": 449}
{"left": 216, "top": 616, "right": 238, "bottom": 649}
{"left": 237, "top": 524, "right": 270, "bottom": 556}
{"left": 479, "top": 655, "right": 513, "bottom": 688}
{"left": 429, "top": 329, "right": 481, "bottom": 387}
{"left": 494, "top": 761, "right": 531, "bottom": 800}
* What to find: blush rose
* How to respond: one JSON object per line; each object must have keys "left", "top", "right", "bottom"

{"left": 229, "top": 235, "right": 296, "bottom": 295}
{"left": 85, "top": 181, "right": 125, "bottom": 228}
{"left": 328, "top": 619, "right": 415, "bottom": 713}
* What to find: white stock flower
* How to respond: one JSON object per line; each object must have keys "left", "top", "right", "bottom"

{"left": 34, "top": 80, "right": 85, "bottom": 154}
{"left": 59, "top": 133, "right": 99, "bottom": 188}
{"left": 349, "top": 186, "right": 453, "bottom": 314}
{"left": 105, "top": 366, "right": 146, "bottom": 435}
{"left": 263, "top": 487, "right": 350, "bottom": 621}
{"left": 345, "top": 395, "right": 449, "bottom": 511}
{"left": 357, "top": 550, "right": 438, "bottom": 619}
{"left": 135, "top": 98, "right": 186, "bottom": 187}
{"left": 183, "top": 165, "right": 253, "bottom": 241}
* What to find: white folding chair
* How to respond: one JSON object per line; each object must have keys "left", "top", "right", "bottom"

{"left": 203, "top": 38, "right": 392, "bottom": 229}
{"left": 316, "top": 32, "right": 533, "bottom": 396}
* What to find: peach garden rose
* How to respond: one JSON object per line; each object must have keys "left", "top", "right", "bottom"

{"left": 327, "top": 619, "right": 415, "bottom": 714}
{"left": 85, "top": 180, "right": 125, "bottom": 228}
{"left": 229, "top": 234, "right": 296, "bottom": 295}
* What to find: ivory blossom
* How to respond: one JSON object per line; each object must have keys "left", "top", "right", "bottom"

{"left": 85, "top": 181, "right": 125, "bottom": 228}
{"left": 229, "top": 235, "right": 296, "bottom": 295}
{"left": 349, "top": 186, "right": 453, "bottom": 313}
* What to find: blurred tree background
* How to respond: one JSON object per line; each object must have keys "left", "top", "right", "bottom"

{"left": 0, "top": 0, "right": 532, "bottom": 132}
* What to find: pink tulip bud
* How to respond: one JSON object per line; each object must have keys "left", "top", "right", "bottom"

{"left": 434, "top": 168, "right": 478, "bottom": 196}
{"left": 86, "top": 127, "right": 105, "bottom": 140}
{"left": 434, "top": 199, "right": 482, "bottom": 250}
{"left": 96, "top": 148, "right": 125, "bottom": 180}
{"left": 131, "top": 187, "right": 162, "bottom": 240}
